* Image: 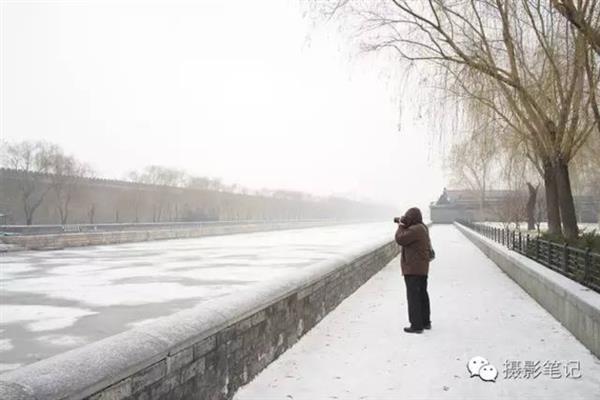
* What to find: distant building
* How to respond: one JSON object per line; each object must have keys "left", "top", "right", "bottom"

{"left": 430, "top": 188, "right": 599, "bottom": 224}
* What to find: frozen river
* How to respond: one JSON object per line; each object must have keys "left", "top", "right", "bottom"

{"left": 0, "top": 222, "right": 395, "bottom": 373}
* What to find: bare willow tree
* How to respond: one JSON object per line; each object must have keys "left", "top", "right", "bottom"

{"left": 551, "top": 0, "right": 600, "bottom": 140}
{"left": 500, "top": 137, "right": 543, "bottom": 230}
{"left": 187, "top": 175, "right": 226, "bottom": 191}
{"left": 324, "top": 0, "right": 599, "bottom": 239}
{"left": 1, "top": 141, "right": 53, "bottom": 225}
{"left": 552, "top": 0, "right": 600, "bottom": 141}
{"left": 128, "top": 165, "right": 186, "bottom": 222}
{"left": 446, "top": 70, "right": 544, "bottom": 228}
{"left": 493, "top": 190, "right": 528, "bottom": 229}
{"left": 571, "top": 129, "right": 600, "bottom": 220}
{"left": 551, "top": 0, "right": 600, "bottom": 54}
{"left": 47, "top": 148, "right": 94, "bottom": 225}
{"left": 447, "top": 119, "right": 498, "bottom": 220}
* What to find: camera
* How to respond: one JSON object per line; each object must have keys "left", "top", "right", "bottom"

{"left": 393, "top": 216, "right": 407, "bottom": 225}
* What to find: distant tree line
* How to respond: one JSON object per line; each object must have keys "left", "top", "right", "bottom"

{"left": 1, "top": 141, "right": 94, "bottom": 225}
{"left": 0, "top": 140, "right": 395, "bottom": 225}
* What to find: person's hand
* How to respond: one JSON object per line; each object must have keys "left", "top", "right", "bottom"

{"left": 400, "top": 215, "right": 408, "bottom": 226}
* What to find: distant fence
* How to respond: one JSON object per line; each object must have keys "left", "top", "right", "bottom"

{"left": 458, "top": 220, "right": 600, "bottom": 293}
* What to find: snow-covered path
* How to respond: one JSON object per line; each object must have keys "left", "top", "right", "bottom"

{"left": 234, "top": 225, "right": 600, "bottom": 400}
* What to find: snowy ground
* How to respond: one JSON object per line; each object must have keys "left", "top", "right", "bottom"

{"left": 234, "top": 225, "right": 600, "bottom": 400}
{"left": 0, "top": 222, "right": 395, "bottom": 373}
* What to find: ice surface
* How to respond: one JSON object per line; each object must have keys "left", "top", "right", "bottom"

{"left": 0, "top": 338, "right": 13, "bottom": 352}
{"left": 0, "top": 222, "right": 394, "bottom": 372}
{"left": 0, "top": 305, "right": 97, "bottom": 332}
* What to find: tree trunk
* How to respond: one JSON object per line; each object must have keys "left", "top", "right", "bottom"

{"left": 88, "top": 204, "right": 95, "bottom": 224}
{"left": 61, "top": 210, "right": 68, "bottom": 225}
{"left": 58, "top": 205, "right": 67, "bottom": 225}
{"left": 24, "top": 203, "right": 36, "bottom": 226}
{"left": 479, "top": 185, "right": 486, "bottom": 222}
{"left": 543, "top": 160, "right": 562, "bottom": 236}
{"left": 526, "top": 182, "right": 538, "bottom": 230}
{"left": 61, "top": 196, "right": 71, "bottom": 225}
{"left": 555, "top": 158, "right": 579, "bottom": 240}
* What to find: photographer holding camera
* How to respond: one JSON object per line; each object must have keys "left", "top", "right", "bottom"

{"left": 394, "top": 207, "right": 433, "bottom": 334}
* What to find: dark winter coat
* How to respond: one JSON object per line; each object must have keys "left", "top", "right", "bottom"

{"left": 395, "top": 208, "right": 431, "bottom": 276}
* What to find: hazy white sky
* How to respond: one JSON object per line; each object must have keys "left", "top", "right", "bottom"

{"left": 0, "top": 0, "right": 445, "bottom": 211}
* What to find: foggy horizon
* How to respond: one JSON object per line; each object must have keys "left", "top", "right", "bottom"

{"left": 0, "top": 0, "right": 445, "bottom": 211}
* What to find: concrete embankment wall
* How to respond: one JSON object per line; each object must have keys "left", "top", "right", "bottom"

{"left": 0, "top": 238, "right": 400, "bottom": 400}
{"left": 0, "top": 220, "right": 357, "bottom": 251}
{"left": 455, "top": 222, "right": 600, "bottom": 358}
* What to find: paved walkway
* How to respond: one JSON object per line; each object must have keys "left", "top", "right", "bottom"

{"left": 234, "top": 225, "right": 600, "bottom": 399}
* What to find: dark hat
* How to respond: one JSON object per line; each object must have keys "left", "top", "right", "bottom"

{"left": 404, "top": 207, "right": 423, "bottom": 226}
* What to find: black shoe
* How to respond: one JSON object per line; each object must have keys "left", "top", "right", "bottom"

{"left": 403, "top": 326, "right": 423, "bottom": 334}
{"left": 424, "top": 323, "right": 432, "bottom": 330}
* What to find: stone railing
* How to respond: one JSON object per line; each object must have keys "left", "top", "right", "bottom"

{"left": 0, "top": 238, "right": 400, "bottom": 400}
{"left": 0, "top": 220, "right": 361, "bottom": 251}
{"left": 0, "top": 219, "right": 352, "bottom": 235}
{"left": 455, "top": 222, "right": 600, "bottom": 358}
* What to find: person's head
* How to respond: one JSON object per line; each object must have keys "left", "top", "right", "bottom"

{"left": 403, "top": 207, "right": 423, "bottom": 226}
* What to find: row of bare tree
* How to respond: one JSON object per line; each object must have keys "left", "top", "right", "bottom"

{"left": 122, "top": 166, "right": 334, "bottom": 223}
{"left": 125, "top": 165, "right": 320, "bottom": 199}
{"left": 1, "top": 141, "right": 94, "bottom": 225}
{"left": 322, "top": 0, "right": 600, "bottom": 239}
{"left": 0, "top": 141, "right": 373, "bottom": 225}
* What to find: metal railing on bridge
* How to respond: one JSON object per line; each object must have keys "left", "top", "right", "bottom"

{"left": 458, "top": 220, "right": 600, "bottom": 293}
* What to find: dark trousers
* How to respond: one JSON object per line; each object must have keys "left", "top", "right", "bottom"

{"left": 404, "top": 275, "right": 430, "bottom": 329}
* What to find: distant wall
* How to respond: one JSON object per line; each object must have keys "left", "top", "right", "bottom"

{"left": 429, "top": 205, "right": 473, "bottom": 224}
{"left": 0, "top": 239, "right": 400, "bottom": 400}
{"left": 456, "top": 222, "right": 600, "bottom": 358}
{"left": 0, "top": 168, "right": 395, "bottom": 225}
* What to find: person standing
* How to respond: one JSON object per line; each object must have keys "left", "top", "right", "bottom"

{"left": 395, "top": 207, "right": 432, "bottom": 334}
